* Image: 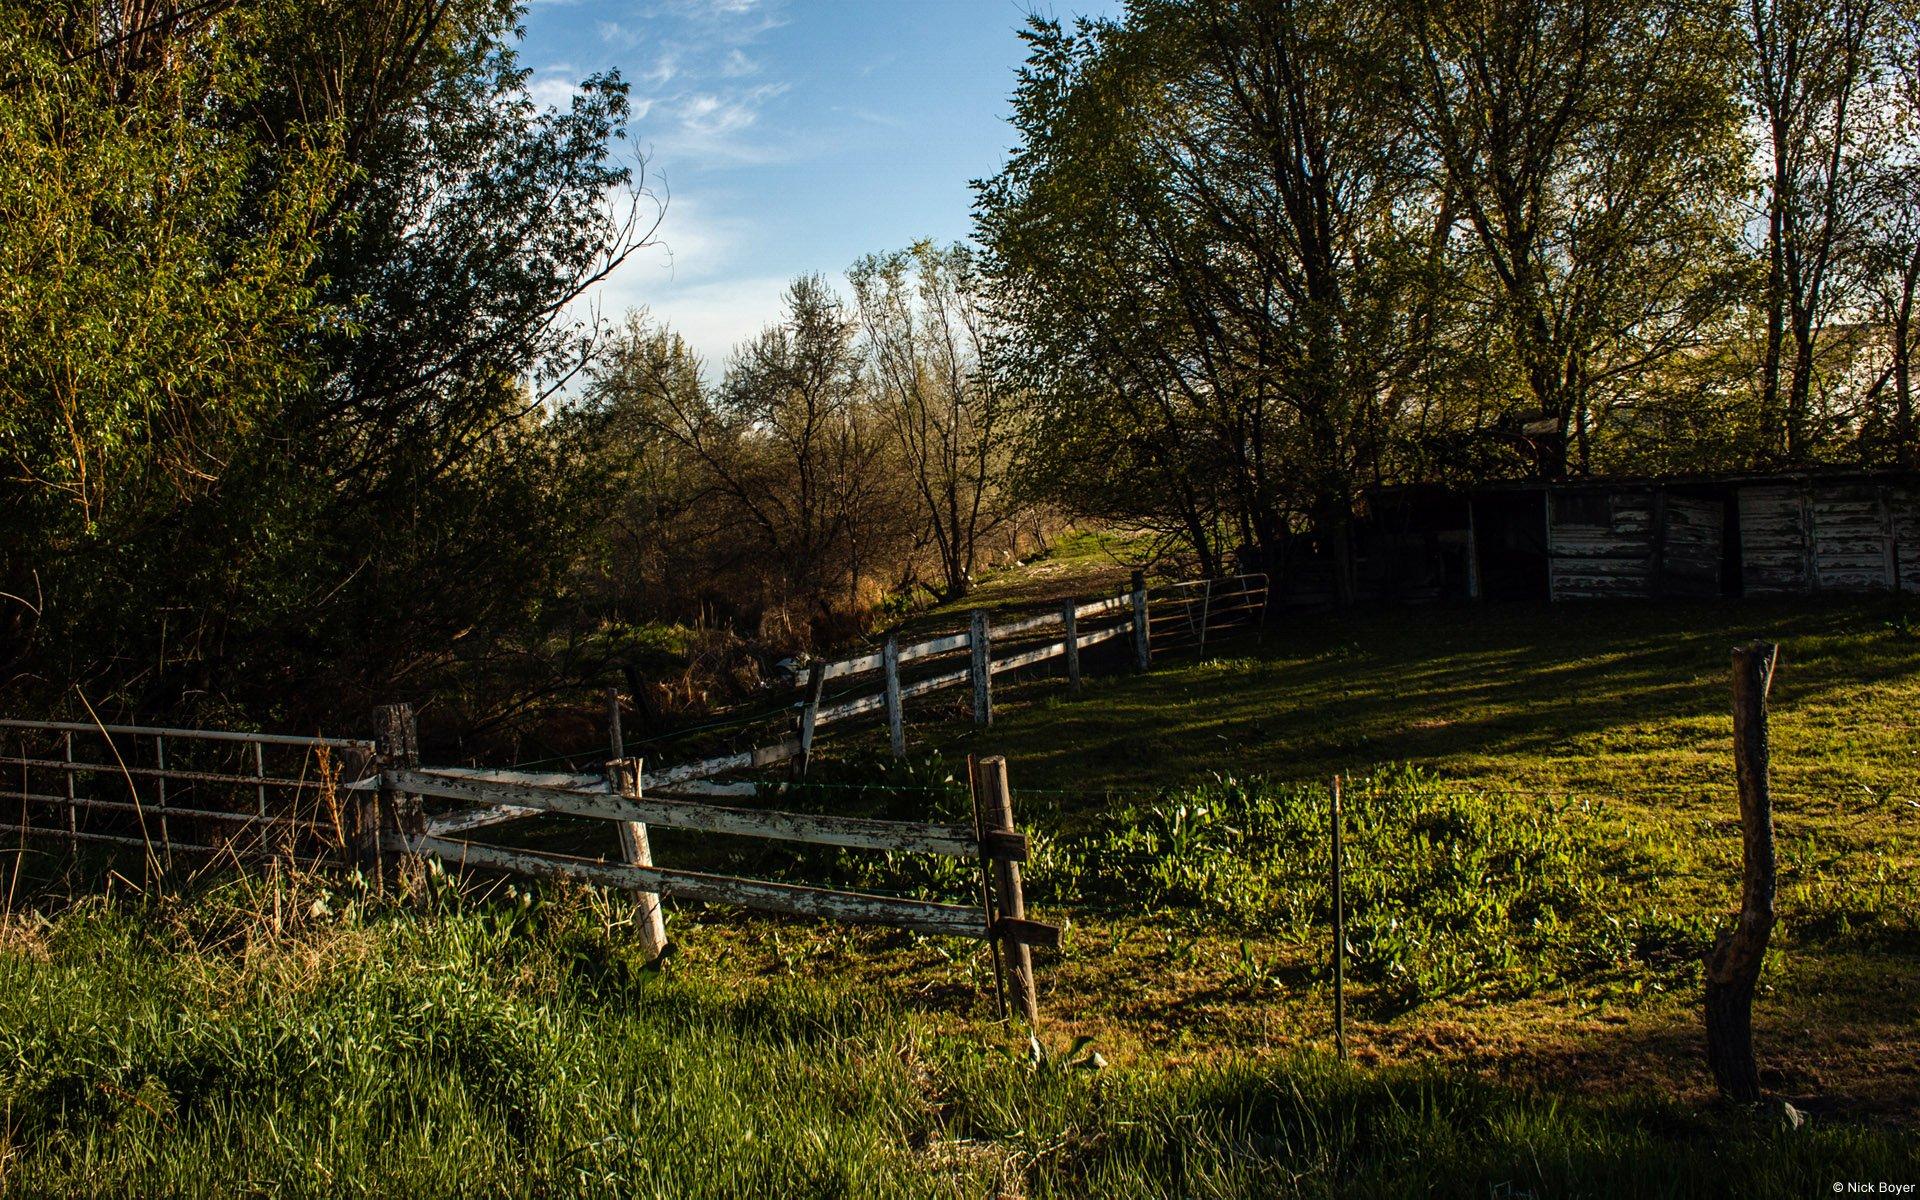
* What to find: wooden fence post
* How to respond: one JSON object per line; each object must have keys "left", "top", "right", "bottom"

{"left": 354, "top": 733, "right": 381, "bottom": 878}
{"left": 1061, "top": 601, "right": 1081, "bottom": 694}
{"left": 1130, "top": 570, "right": 1151, "bottom": 672}
{"left": 798, "top": 663, "right": 826, "bottom": 776}
{"left": 884, "top": 635, "right": 905, "bottom": 758}
{"left": 375, "top": 704, "right": 422, "bottom": 892}
{"left": 971, "top": 610, "right": 993, "bottom": 726}
{"left": 610, "top": 756, "right": 670, "bottom": 961}
{"left": 1331, "top": 775, "right": 1346, "bottom": 1062}
{"left": 1705, "top": 642, "right": 1780, "bottom": 1103}
{"left": 977, "top": 755, "right": 1037, "bottom": 1027}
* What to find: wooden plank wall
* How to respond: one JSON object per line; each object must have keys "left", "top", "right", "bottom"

{"left": 1892, "top": 488, "right": 1920, "bottom": 592}
{"left": 1812, "top": 486, "right": 1894, "bottom": 591}
{"left": 1740, "top": 483, "right": 1918, "bottom": 594}
{"left": 1738, "top": 485, "right": 1809, "bottom": 593}
{"left": 1547, "top": 491, "right": 1656, "bottom": 600}
{"left": 1661, "top": 496, "right": 1724, "bottom": 596}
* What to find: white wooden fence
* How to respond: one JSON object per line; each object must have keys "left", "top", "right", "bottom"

{"left": 372, "top": 744, "right": 1056, "bottom": 1022}
{"left": 0, "top": 571, "right": 1262, "bottom": 1023}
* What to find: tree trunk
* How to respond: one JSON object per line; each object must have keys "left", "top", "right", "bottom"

{"left": 1787, "top": 325, "right": 1816, "bottom": 463}
{"left": 1704, "top": 642, "right": 1779, "bottom": 1103}
{"left": 1895, "top": 256, "right": 1916, "bottom": 469}
{"left": 1761, "top": 116, "right": 1789, "bottom": 462}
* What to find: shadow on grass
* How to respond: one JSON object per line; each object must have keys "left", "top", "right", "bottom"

{"left": 938, "top": 596, "right": 1920, "bottom": 804}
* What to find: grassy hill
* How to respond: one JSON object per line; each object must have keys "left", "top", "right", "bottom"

{"left": 3, "top": 567, "right": 1918, "bottom": 1195}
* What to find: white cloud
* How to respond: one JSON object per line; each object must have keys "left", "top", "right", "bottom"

{"left": 642, "top": 274, "right": 797, "bottom": 370}
{"left": 834, "top": 104, "right": 907, "bottom": 131}
{"left": 654, "top": 82, "right": 793, "bottom": 162}
{"left": 528, "top": 70, "right": 582, "bottom": 111}
{"left": 528, "top": 0, "right": 809, "bottom": 372}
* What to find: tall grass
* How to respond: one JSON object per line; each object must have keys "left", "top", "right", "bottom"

{"left": 0, "top": 871, "right": 1910, "bottom": 1198}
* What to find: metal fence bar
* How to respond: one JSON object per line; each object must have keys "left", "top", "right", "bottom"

{"left": 6, "top": 794, "right": 297, "bottom": 827}
{"left": 0, "top": 759, "right": 345, "bottom": 790}
{"left": 3, "top": 823, "right": 223, "bottom": 855}
{"left": 0, "top": 719, "right": 373, "bottom": 751}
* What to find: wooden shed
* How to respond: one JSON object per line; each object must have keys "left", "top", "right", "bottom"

{"left": 1735, "top": 478, "right": 1920, "bottom": 594}
{"left": 1265, "top": 470, "right": 1920, "bottom": 607}
{"left": 1474, "top": 471, "right": 1920, "bottom": 602}
{"left": 1538, "top": 484, "right": 1727, "bottom": 601}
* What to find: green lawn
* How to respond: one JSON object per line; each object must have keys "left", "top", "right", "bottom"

{"left": 3, "top": 589, "right": 1918, "bottom": 1195}
{"left": 0, "top": 879, "right": 1910, "bottom": 1198}
{"left": 943, "top": 595, "right": 1920, "bottom": 802}
{"left": 761, "top": 593, "right": 1917, "bottom": 1119}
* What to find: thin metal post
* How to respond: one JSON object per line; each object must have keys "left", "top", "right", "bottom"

{"left": 63, "top": 731, "right": 76, "bottom": 836}
{"left": 155, "top": 735, "right": 171, "bottom": 867}
{"left": 1332, "top": 775, "right": 1346, "bottom": 1062}
{"left": 1130, "top": 570, "right": 1151, "bottom": 671}
{"left": 255, "top": 740, "right": 267, "bottom": 816}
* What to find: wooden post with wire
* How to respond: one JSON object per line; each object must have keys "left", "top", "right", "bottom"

{"left": 1705, "top": 642, "right": 1779, "bottom": 1102}
{"left": 608, "top": 751, "right": 671, "bottom": 962}
{"left": 355, "top": 717, "right": 387, "bottom": 878}
{"left": 1331, "top": 774, "right": 1347, "bottom": 1061}
{"left": 966, "top": 755, "right": 1008, "bottom": 1020}
{"left": 797, "top": 663, "right": 827, "bottom": 776}
{"left": 976, "top": 755, "right": 1038, "bottom": 1027}
{"left": 375, "top": 704, "right": 423, "bottom": 892}
{"left": 1062, "top": 601, "right": 1081, "bottom": 694}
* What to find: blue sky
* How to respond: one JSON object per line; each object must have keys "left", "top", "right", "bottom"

{"left": 519, "top": 0, "right": 1119, "bottom": 369}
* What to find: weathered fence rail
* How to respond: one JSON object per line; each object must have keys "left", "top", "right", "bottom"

{"left": 783, "top": 570, "right": 1267, "bottom": 773}
{"left": 1, "top": 571, "right": 1266, "bottom": 853}
{"left": 0, "top": 567, "right": 1264, "bottom": 1022}
{"left": 384, "top": 739, "right": 1057, "bottom": 1021}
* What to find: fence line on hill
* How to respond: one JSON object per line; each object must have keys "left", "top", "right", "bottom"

{"left": 0, "top": 570, "right": 1268, "bottom": 857}
{"left": 0, "top": 570, "right": 1260, "bottom": 1023}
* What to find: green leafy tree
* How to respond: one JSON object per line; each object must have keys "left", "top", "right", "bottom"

{"left": 978, "top": 1, "right": 1443, "bottom": 594}
{"left": 1402, "top": 0, "right": 1749, "bottom": 476}
{"left": 849, "top": 241, "right": 1022, "bottom": 602}
{"left": 0, "top": 3, "right": 336, "bottom": 698}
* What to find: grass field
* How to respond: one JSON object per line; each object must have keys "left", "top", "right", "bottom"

{"left": 0, "top": 878, "right": 1911, "bottom": 1198}
{"left": 3, "top": 582, "right": 1918, "bottom": 1195}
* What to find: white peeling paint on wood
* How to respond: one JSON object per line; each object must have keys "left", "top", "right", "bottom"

{"left": 394, "top": 833, "right": 990, "bottom": 939}
{"left": 392, "top": 769, "right": 985, "bottom": 857}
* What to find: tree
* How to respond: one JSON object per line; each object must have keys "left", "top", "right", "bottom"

{"left": 1402, "top": 0, "right": 1748, "bottom": 477}
{"left": 1859, "top": 5, "right": 1920, "bottom": 464}
{"left": 1746, "top": 0, "right": 1891, "bottom": 462}
{"left": 979, "top": 1, "right": 1440, "bottom": 595}
{"left": 849, "top": 242, "right": 1022, "bottom": 602}
{"left": 0, "top": 3, "right": 335, "bottom": 698}
{"left": 0, "top": 1, "right": 650, "bottom": 737}
{"left": 622, "top": 278, "right": 908, "bottom": 642}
